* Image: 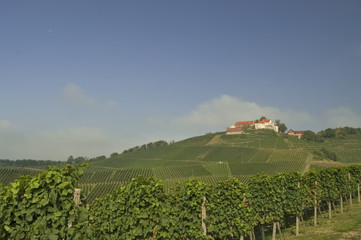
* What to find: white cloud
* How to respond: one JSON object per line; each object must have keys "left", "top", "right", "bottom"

{"left": 61, "top": 83, "right": 95, "bottom": 105}
{"left": 169, "top": 95, "right": 361, "bottom": 134}
{"left": 60, "top": 83, "right": 118, "bottom": 109}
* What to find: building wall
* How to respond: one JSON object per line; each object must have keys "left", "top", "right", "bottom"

{"left": 226, "top": 127, "right": 243, "bottom": 135}
{"left": 255, "top": 121, "right": 278, "bottom": 132}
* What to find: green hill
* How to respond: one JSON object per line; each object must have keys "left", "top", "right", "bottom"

{"left": 81, "top": 129, "right": 361, "bottom": 201}
{"left": 81, "top": 129, "right": 309, "bottom": 200}
{"left": 2, "top": 128, "right": 361, "bottom": 203}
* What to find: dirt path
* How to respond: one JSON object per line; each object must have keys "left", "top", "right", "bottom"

{"left": 206, "top": 135, "right": 221, "bottom": 145}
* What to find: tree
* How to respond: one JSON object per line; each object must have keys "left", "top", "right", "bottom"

{"left": 67, "top": 155, "right": 74, "bottom": 164}
{"left": 259, "top": 116, "right": 266, "bottom": 121}
{"left": 73, "top": 156, "right": 86, "bottom": 164}
{"left": 110, "top": 152, "right": 119, "bottom": 158}
{"left": 275, "top": 119, "right": 281, "bottom": 126}
{"left": 255, "top": 116, "right": 267, "bottom": 123}
{"left": 324, "top": 128, "right": 336, "bottom": 138}
{"left": 278, "top": 123, "right": 287, "bottom": 133}
{"left": 94, "top": 155, "right": 106, "bottom": 161}
{"left": 303, "top": 130, "right": 316, "bottom": 141}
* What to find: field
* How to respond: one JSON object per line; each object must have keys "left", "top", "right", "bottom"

{"left": 1, "top": 129, "right": 361, "bottom": 203}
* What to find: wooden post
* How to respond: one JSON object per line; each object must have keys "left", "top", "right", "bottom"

{"left": 340, "top": 195, "right": 343, "bottom": 213}
{"left": 296, "top": 182, "right": 300, "bottom": 236}
{"left": 272, "top": 222, "right": 277, "bottom": 240}
{"left": 277, "top": 222, "right": 283, "bottom": 240}
{"left": 261, "top": 226, "right": 265, "bottom": 240}
{"left": 152, "top": 225, "right": 157, "bottom": 240}
{"left": 201, "top": 196, "right": 207, "bottom": 236}
{"left": 345, "top": 196, "right": 349, "bottom": 211}
{"left": 318, "top": 206, "right": 324, "bottom": 224}
{"left": 358, "top": 184, "right": 360, "bottom": 203}
{"left": 314, "top": 181, "right": 317, "bottom": 226}
{"left": 328, "top": 201, "right": 332, "bottom": 219}
{"left": 332, "top": 201, "right": 337, "bottom": 212}
{"left": 249, "top": 229, "right": 255, "bottom": 240}
{"left": 73, "top": 188, "right": 81, "bottom": 206}
{"left": 240, "top": 232, "right": 244, "bottom": 240}
{"left": 349, "top": 172, "right": 353, "bottom": 207}
{"left": 300, "top": 215, "right": 307, "bottom": 232}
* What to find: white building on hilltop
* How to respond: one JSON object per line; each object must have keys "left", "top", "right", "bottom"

{"left": 226, "top": 119, "right": 279, "bottom": 134}
{"left": 254, "top": 119, "right": 278, "bottom": 132}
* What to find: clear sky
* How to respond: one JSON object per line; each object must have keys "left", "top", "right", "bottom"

{"left": 1, "top": 0, "right": 361, "bottom": 160}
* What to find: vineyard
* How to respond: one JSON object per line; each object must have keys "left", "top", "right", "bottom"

{"left": 0, "top": 167, "right": 41, "bottom": 185}
{"left": 2, "top": 164, "right": 361, "bottom": 239}
{"left": 2, "top": 130, "right": 361, "bottom": 204}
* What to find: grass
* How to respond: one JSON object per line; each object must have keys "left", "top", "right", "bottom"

{"left": 278, "top": 202, "right": 361, "bottom": 240}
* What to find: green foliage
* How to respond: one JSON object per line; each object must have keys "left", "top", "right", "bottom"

{"left": 109, "top": 152, "right": 119, "bottom": 158}
{"left": 90, "top": 176, "right": 172, "bottom": 239}
{"left": 3, "top": 163, "right": 361, "bottom": 239}
{"left": 67, "top": 156, "right": 89, "bottom": 164}
{"left": 317, "top": 167, "right": 341, "bottom": 201}
{"left": 122, "top": 140, "right": 169, "bottom": 154}
{"left": 169, "top": 179, "right": 211, "bottom": 239}
{"left": 303, "top": 130, "right": 324, "bottom": 142}
{"left": 274, "top": 172, "right": 309, "bottom": 216}
{"left": 347, "top": 165, "right": 361, "bottom": 193}
{"left": 319, "top": 128, "right": 336, "bottom": 138}
{"left": 208, "top": 178, "right": 253, "bottom": 239}
{"left": 313, "top": 148, "right": 338, "bottom": 161}
{"left": 0, "top": 159, "right": 64, "bottom": 168}
{"left": 0, "top": 164, "right": 92, "bottom": 239}
{"left": 279, "top": 123, "right": 288, "bottom": 133}
{"left": 248, "top": 173, "right": 283, "bottom": 225}
{"left": 303, "top": 168, "right": 321, "bottom": 207}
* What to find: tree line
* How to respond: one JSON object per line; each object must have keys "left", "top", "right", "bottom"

{"left": 122, "top": 140, "right": 173, "bottom": 154}
{"left": 64, "top": 140, "right": 174, "bottom": 164}
{"left": 0, "top": 159, "right": 64, "bottom": 168}
{"left": 302, "top": 127, "right": 361, "bottom": 142}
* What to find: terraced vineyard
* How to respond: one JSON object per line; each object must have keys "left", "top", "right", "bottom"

{"left": 202, "top": 162, "right": 230, "bottom": 175}
{"left": 153, "top": 165, "right": 212, "bottom": 179}
{"left": 0, "top": 167, "right": 41, "bottom": 185}
{"left": 229, "top": 161, "right": 306, "bottom": 175}
{"left": 76, "top": 130, "right": 311, "bottom": 202}
{"left": 2, "top": 129, "right": 361, "bottom": 203}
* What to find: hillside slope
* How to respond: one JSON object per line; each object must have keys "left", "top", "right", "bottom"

{"left": 81, "top": 130, "right": 310, "bottom": 201}
{"left": 2, "top": 129, "right": 361, "bottom": 203}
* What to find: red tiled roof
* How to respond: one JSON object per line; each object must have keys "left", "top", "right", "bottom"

{"left": 235, "top": 121, "right": 254, "bottom": 126}
{"left": 263, "top": 119, "right": 270, "bottom": 123}
{"left": 258, "top": 121, "right": 264, "bottom": 124}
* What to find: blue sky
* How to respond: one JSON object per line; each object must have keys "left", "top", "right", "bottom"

{"left": 1, "top": 0, "right": 361, "bottom": 160}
